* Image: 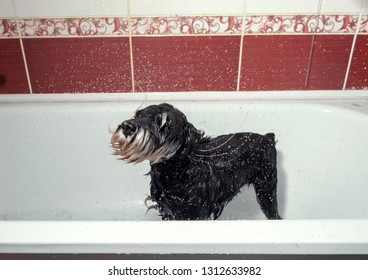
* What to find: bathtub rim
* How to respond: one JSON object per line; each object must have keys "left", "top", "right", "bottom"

{"left": 0, "top": 219, "right": 368, "bottom": 254}
{"left": 0, "top": 90, "right": 368, "bottom": 104}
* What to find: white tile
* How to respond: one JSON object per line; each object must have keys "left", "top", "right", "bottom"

{"left": 14, "top": 0, "right": 128, "bottom": 18}
{"left": 130, "top": 0, "right": 245, "bottom": 16}
{"left": 362, "top": 0, "right": 368, "bottom": 13}
{"left": 246, "top": 0, "right": 320, "bottom": 15}
{"left": 320, "top": 0, "right": 364, "bottom": 14}
{"left": 0, "top": 0, "right": 15, "bottom": 17}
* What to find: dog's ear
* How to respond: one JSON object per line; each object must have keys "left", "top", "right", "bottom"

{"left": 159, "top": 112, "right": 170, "bottom": 130}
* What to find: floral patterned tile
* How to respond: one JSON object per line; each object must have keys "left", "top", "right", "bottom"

{"left": 131, "top": 16, "right": 243, "bottom": 35}
{"left": 19, "top": 18, "right": 129, "bottom": 37}
{"left": 131, "top": 15, "right": 360, "bottom": 36}
{"left": 2, "top": 15, "right": 362, "bottom": 37}
{"left": 0, "top": 19, "right": 18, "bottom": 37}
{"left": 359, "top": 15, "right": 368, "bottom": 33}
{"left": 243, "top": 15, "right": 359, "bottom": 34}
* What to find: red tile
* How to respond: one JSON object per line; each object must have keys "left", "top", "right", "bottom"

{"left": 0, "top": 39, "right": 29, "bottom": 94}
{"left": 346, "top": 35, "right": 368, "bottom": 89}
{"left": 307, "top": 35, "right": 353, "bottom": 90}
{"left": 23, "top": 38, "right": 132, "bottom": 93}
{"left": 132, "top": 36, "right": 240, "bottom": 92}
{"left": 240, "top": 35, "right": 312, "bottom": 91}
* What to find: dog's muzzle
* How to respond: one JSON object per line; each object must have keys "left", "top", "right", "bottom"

{"left": 111, "top": 118, "right": 179, "bottom": 164}
{"left": 111, "top": 121, "right": 138, "bottom": 145}
{"left": 120, "top": 121, "right": 137, "bottom": 137}
{"left": 111, "top": 120, "right": 155, "bottom": 163}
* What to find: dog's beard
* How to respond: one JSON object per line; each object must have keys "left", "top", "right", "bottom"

{"left": 111, "top": 127, "right": 179, "bottom": 164}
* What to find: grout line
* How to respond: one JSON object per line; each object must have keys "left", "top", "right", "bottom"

{"left": 129, "top": 32, "right": 366, "bottom": 37}
{"left": 236, "top": 35, "right": 244, "bottom": 91}
{"left": 304, "top": 34, "right": 316, "bottom": 89}
{"left": 304, "top": 0, "right": 322, "bottom": 89}
{"left": 127, "top": 0, "right": 135, "bottom": 93}
{"left": 0, "top": 37, "right": 23, "bottom": 39}
{"left": 342, "top": 47, "right": 357, "bottom": 91}
{"left": 2, "top": 12, "right": 364, "bottom": 19}
{"left": 343, "top": 7, "right": 364, "bottom": 89}
{"left": 19, "top": 37, "right": 33, "bottom": 94}
{"left": 317, "top": 0, "right": 322, "bottom": 15}
{"left": 236, "top": 0, "right": 247, "bottom": 92}
{"left": 12, "top": 0, "right": 33, "bottom": 94}
{"left": 18, "top": 38, "right": 33, "bottom": 93}
{"left": 6, "top": 35, "right": 130, "bottom": 39}
{"left": 2, "top": 32, "right": 365, "bottom": 41}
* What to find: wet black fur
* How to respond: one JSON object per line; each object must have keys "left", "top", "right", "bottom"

{"left": 124, "top": 103, "right": 281, "bottom": 220}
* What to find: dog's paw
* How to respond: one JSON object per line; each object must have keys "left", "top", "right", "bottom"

{"left": 144, "top": 195, "right": 158, "bottom": 214}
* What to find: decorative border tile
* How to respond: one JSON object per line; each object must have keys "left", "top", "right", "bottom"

{"left": 0, "top": 19, "right": 18, "bottom": 37}
{"left": 19, "top": 18, "right": 129, "bottom": 37}
{"left": 131, "top": 16, "right": 243, "bottom": 35}
{"left": 244, "top": 15, "right": 359, "bottom": 34}
{"left": 360, "top": 15, "right": 368, "bottom": 33}
{"left": 131, "top": 15, "right": 360, "bottom": 36}
{"left": 1, "top": 15, "right": 366, "bottom": 38}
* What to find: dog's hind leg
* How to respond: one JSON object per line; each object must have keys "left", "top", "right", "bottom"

{"left": 254, "top": 178, "right": 281, "bottom": 219}
{"left": 253, "top": 137, "right": 281, "bottom": 220}
{"left": 253, "top": 155, "right": 281, "bottom": 220}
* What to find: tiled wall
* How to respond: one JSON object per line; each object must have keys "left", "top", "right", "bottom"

{"left": 0, "top": 0, "right": 367, "bottom": 94}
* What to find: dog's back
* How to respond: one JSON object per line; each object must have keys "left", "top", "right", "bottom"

{"left": 150, "top": 132, "right": 280, "bottom": 220}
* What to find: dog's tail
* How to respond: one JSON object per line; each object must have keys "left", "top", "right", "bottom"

{"left": 265, "top": 133, "right": 276, "bottom": 144}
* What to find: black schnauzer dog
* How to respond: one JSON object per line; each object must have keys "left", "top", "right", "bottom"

{"left": 111, "top": 103, "right": 281, "bottom": 220}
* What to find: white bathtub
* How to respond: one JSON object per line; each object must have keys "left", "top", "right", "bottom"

{"left": 1, "top": 91, "right": 368, "bottom": 255}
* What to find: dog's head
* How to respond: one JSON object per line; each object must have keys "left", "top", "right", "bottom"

{"left": 111, "top": 103, "right": 203, "bottom": 164}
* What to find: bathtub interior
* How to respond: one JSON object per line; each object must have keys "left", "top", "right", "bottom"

{"left": 1, "top": 96, "right": 368, "bottom": 222}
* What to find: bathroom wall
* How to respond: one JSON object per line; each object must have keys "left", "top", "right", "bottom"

{"left": 0, "top": 0, "right": 367, "bottom": 94}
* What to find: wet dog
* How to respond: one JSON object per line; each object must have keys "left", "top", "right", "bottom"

{"left": 111, "top": 103, "right": 281, "bottom": 220}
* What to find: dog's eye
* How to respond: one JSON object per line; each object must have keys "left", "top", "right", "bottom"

{"left": 134, "top": 110, "right": 143, "bottom": 119}
{"left": 156, "top": 115, "right": 163, "bottom": 127}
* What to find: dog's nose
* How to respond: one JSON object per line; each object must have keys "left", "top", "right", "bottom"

{"left": 121, "top": 121, "right": 137, "bottom": 137}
